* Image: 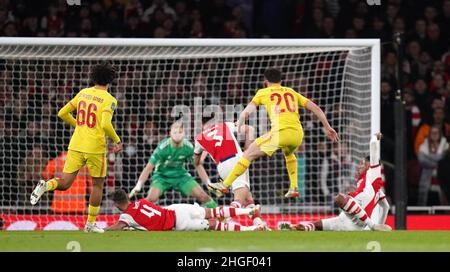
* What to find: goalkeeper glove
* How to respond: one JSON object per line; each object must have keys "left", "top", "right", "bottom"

{"left": 206, "top": 178, "right": 224, "bottom": 198}
{"left": 129, "top": 181, "right": 144, "bottom": 198}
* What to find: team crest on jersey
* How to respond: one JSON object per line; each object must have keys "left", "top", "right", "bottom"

{"left": 110, "top": 102, "right": 116, "bottom": 112}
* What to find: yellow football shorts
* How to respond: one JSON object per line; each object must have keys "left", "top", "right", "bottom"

{"left": 63, "top": 150, "right": 107, "bottom": 178}
{"left": 255, "top": 128, "right": 304, "bottom": 156}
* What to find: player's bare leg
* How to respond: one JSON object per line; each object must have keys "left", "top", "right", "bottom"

{"left": 335, "top": 194, "right": 391, "bottom": 231}
{"left": 210, "top": 141, "right": 266, "bottom": 193}
{"left": 189, "top": 185, "right": 218, "bottom": 208}
{"left": 146, "top": 187, "right": 161, "bottom": 202}
{"left": 30, "top": 171, "right": 78, "bottom": 205}
{"left": 84, "top": 177, "right": 105, "bottom": 233}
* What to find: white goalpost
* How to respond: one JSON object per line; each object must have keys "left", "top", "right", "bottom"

{"left": 0, "top": 38, "right": 380, "bottom": 230}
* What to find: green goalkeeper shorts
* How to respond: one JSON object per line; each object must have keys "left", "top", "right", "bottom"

{"left": 150, "top": 173, "right": 199, "bottom": 197}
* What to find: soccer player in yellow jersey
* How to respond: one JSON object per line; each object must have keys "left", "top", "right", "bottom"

{"left": 30, "top": 62, "right": 122, "bottom": 233}
{"left": 209, "top": 68, "right": 339, "bottom": 197}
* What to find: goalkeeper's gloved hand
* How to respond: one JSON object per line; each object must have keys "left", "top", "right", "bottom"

{"left": 284, "top": 188, "right": 300, "bottom": 198}
{"left": 207, "top": 178, "right": 224, "bottom": 198}
{"left": 129, "top": 181, "right": 143, "bottom": 198}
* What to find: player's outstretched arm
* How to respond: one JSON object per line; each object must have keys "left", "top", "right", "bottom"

{"left": 57, "top": 102, "right": 77, "bottom": 128}
{"left": 194, "top": 152, "right": 211, "bottom": 185}
{"left": 105, "top": 221, "right": 127, "bottom": 231}
{"left": 236, "top": 102, "right": 257, "bottom": 133}
{"left": 239, "top": 124, "right": 255, "bottom": 150}
{"left": 101, "top": 111, "right": 122, "bottom": 149}
{"left": 378, "top": 197, "right": 390, "bottom": 225}
{"left": 305, "top": 100, "right": 339, "bottom": 142}
{"left": 369, "top": 133, "right": 382, "bottom": 166}
{"left": 129, "top": 163, "right": 154, "bottom": 198}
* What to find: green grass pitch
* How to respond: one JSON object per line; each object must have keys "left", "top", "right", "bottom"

{"left": 1, "top": 231, "right": 449, "bottom": 252}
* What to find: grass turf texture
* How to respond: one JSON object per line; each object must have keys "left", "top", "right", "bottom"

{"left": 1, "top": 231, "right": 449, "bottom": 252}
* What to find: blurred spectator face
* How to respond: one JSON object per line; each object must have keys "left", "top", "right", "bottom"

{"left": 163, "top": 18, "right": 174, "bottom": 32}
{"left": 414, "top": 79, "right": 427, "bottom": 94}
{"left": 393, "top": 17, "right": 405, "bottom": 33}
{"left": 153, "top": 26, "right": 167, "bottom": 38}
{"left": 345, "top": 28, "right": 357, "bottom": 38}
{"left": 81, "top": 18, "right": 92, "bottom": 32}
{"left": 352, "top": 17, "right": 365, "bottom": 31}
{"left": 128, "top": 16, "right": 139, "bottom": 29}
{"left": 381, "top": 81, "right": 392, "bottom": 96}
{"left": 415, "top": 19, "right": 426, "bottom": 35}
{"left": 431, "top": 98, "right": 445, "bottom": 110}
{"left": 386, "top": 4, "right": 399, "bottom": 19}
{"left": 232, "top": 6, "right": 242, "bottom": 20}
{"left": 355, "top": 2, "right": 368, "bottom": 17}
{"left": 373, "top": 17, "right": 385, "bottom": 31}
{"left": 312, "top": 0, "right": 325, "bottom": 9}
{"left": 191, "top": 9, "right": 201, "bottom": 21}
{"left": 91, "top": 2, "right": 102, "bottom": 13}
{"left": 386, "top": 52, "right": 397, "bottom": 66}
{"left": 433, "top": 74, "right": 445, "bottom": 89}
{"left": 427, "top": 24, "right": 440, "bottom": 41}
{"left": 175, "top": 1, "right": 187, "bottom": 14}
{"left": 312, "top": 8, "right": 324, "bottom": 23}
{"left": 3, "top": 23, "right": 17, "bottom": 36}
{"left": 407, "top": 41, "right": 421, "bottom": 57}
{"left": 432, "top": 61, "right": 444, "bottom": 74}
{"left": 433, "top": 107, "right": 445, "bottom": 124}
{"left": 323, "top": 17, "right": 335, "bottom": 34}
{"left": 419, "top": 51, "right": 431, "bottom": 64}
{"left": 424, "top": 6, "right": 438, "bottom": 22}
{"left": 49, "top": 5, "right": 58, "bottom": 16}
{"left": 403, "top": 91, "right": 416, "bottom": 106}
{"left": 153, "top": 9, "right": 167, "bottom": 25}
{"left": 0, "top": 9, "right": 7, "bottom": 24}
{"left": 80, "top": 6, "right": 90, "bottom": 18}
{"left": 444, "top": 0, "right": 450, "bottom": 17}
{"left": 429, "top": 126, "right": 441, "bottom": 143}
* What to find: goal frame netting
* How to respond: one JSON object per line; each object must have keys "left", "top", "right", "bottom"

{"left": 0, "top": 38, "right": 380, "bottom": 230}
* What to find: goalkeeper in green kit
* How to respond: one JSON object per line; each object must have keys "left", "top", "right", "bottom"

{"left": 129, "top": 122, "right": 218, "bottom": 208}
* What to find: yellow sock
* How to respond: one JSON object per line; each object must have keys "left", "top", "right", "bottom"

{"left": 87, "top": 205, "right": 100, "bottom": 223}
{"left": 285, "top": 154, "right": 298, "bottom": 189}
{"left": 223, "top": 157, "right": 251, "bottom": 187}
{"left": 46, "top": 178, "right": 59, "bottom": 191}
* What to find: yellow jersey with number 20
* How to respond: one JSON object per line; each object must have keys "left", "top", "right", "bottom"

{"left": 251, "top": 85, "right": 310, "bottom": 132}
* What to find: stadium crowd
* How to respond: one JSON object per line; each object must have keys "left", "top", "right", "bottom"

{"left": 0, "top": 0, "right": 449, "bottom": 211}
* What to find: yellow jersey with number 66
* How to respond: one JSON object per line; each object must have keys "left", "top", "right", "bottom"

{"left": 251, "top": 85, "right": 310, "bottom": 132}
{"left": 67, "top": 87, "right": 119, "bottom": 154}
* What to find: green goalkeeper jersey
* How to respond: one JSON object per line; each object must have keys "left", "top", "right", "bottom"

{"left": 149, "top": 137, "right": 194, "bottom": 178}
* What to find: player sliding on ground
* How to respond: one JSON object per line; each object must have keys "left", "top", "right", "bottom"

{"left": 30, "top": 62, "right": 122, "bottom": 233}
{"left": 209, "top": 68, "right": 339, "bottom": 197}
{"left": 106, "top": 189, "right": 265, "bottom": 231}
{"left": 281, "top": 133, "right": 391, "bottom": 231}
{"left": 129, "top": 122, "right": 218, "bottom": 208}
{"left": 193, "top": 116, "right": 267, "bottom": 229}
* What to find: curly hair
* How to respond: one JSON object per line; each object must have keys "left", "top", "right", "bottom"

{"left": 90, "top": 61, "right": 117, "bottom": 86}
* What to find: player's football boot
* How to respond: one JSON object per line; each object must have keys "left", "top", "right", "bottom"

{"left": 207, "top": 182, "right": 229, "bottom": 194}
{"left": 284, "top": 188, "right": 300, "bottom": 198}
{"left": 30, "top": 180, "right": 47, "bottom": 205}
{"left": 372, "top": 224, "right": 392, "bottom": 232}
{"left": 84, "top": 222, "right": 105, "bottom": 233}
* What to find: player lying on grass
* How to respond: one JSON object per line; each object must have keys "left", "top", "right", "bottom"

{"left": 209, "top": 68, "right": 339, "bottom": 198}
{"left": 106, "top": 189, "right": 265, "bottom": 231}
{"left": 31, "top": 62, "right": 122, "bottom": 233}
{"left": 128, "top": 122, "right": 217, "bottom": 208}
{"left": 281, "top": 133, "right": 391, "bottom": 231}
{"left": 193, "top": 116, "right": 266, "bottom": 228}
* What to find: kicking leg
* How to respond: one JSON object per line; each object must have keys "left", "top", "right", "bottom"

{"left": 30, "top": 171, "right": 78, "bottom": 205}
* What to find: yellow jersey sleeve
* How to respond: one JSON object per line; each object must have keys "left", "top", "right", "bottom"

{"left": 251, "top": 89, "right": 264, "bottom": 106}
{"left": 296, "top": 92, "right": 310, "bottom": 108}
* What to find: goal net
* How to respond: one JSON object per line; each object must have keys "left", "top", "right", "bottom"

{"left": 0, "top": 38, "right": 379, "bottom": 230}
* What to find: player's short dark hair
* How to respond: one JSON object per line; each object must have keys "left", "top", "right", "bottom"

{"left": 365, "top": 155, "right": 370, "bottom": 162}
{"left": 109, "top": 189, "right": 128, "bottom": 204}
{"left": 90, "top": 61, "right": 117, "bottom": 86}
{"left": 264, "top": 68, "right": 282, "bottom": 83}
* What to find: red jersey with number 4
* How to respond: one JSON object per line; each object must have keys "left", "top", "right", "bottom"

{"left": 118, "top": 199, "right": 176, "bottom": 231}
{"left": 194, "top": 122, "right": 241, "bottom": 164}
{"left": 348, "top": 164, "right": 385, "bottom": 217}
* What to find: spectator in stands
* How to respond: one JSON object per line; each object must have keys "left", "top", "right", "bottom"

{"left": 415, "top": 107, "right": 450, "bottom": 155}
{"left": 16, "top": 144, "right": 47, "bottom": 207}
{"left": 380, "top": 79, "right": 395, "bottom": 163}
{"left": 404, "top": 88, "right": 422, "bottom": 159}
{"left": 418, "top": 125, "right": 449, "bottom": 205}
{"left": 437, "top": 144, "right": 450, "bottom": 204}
{"left": 423, "top": 23, "right": 448, "bottom": 60}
